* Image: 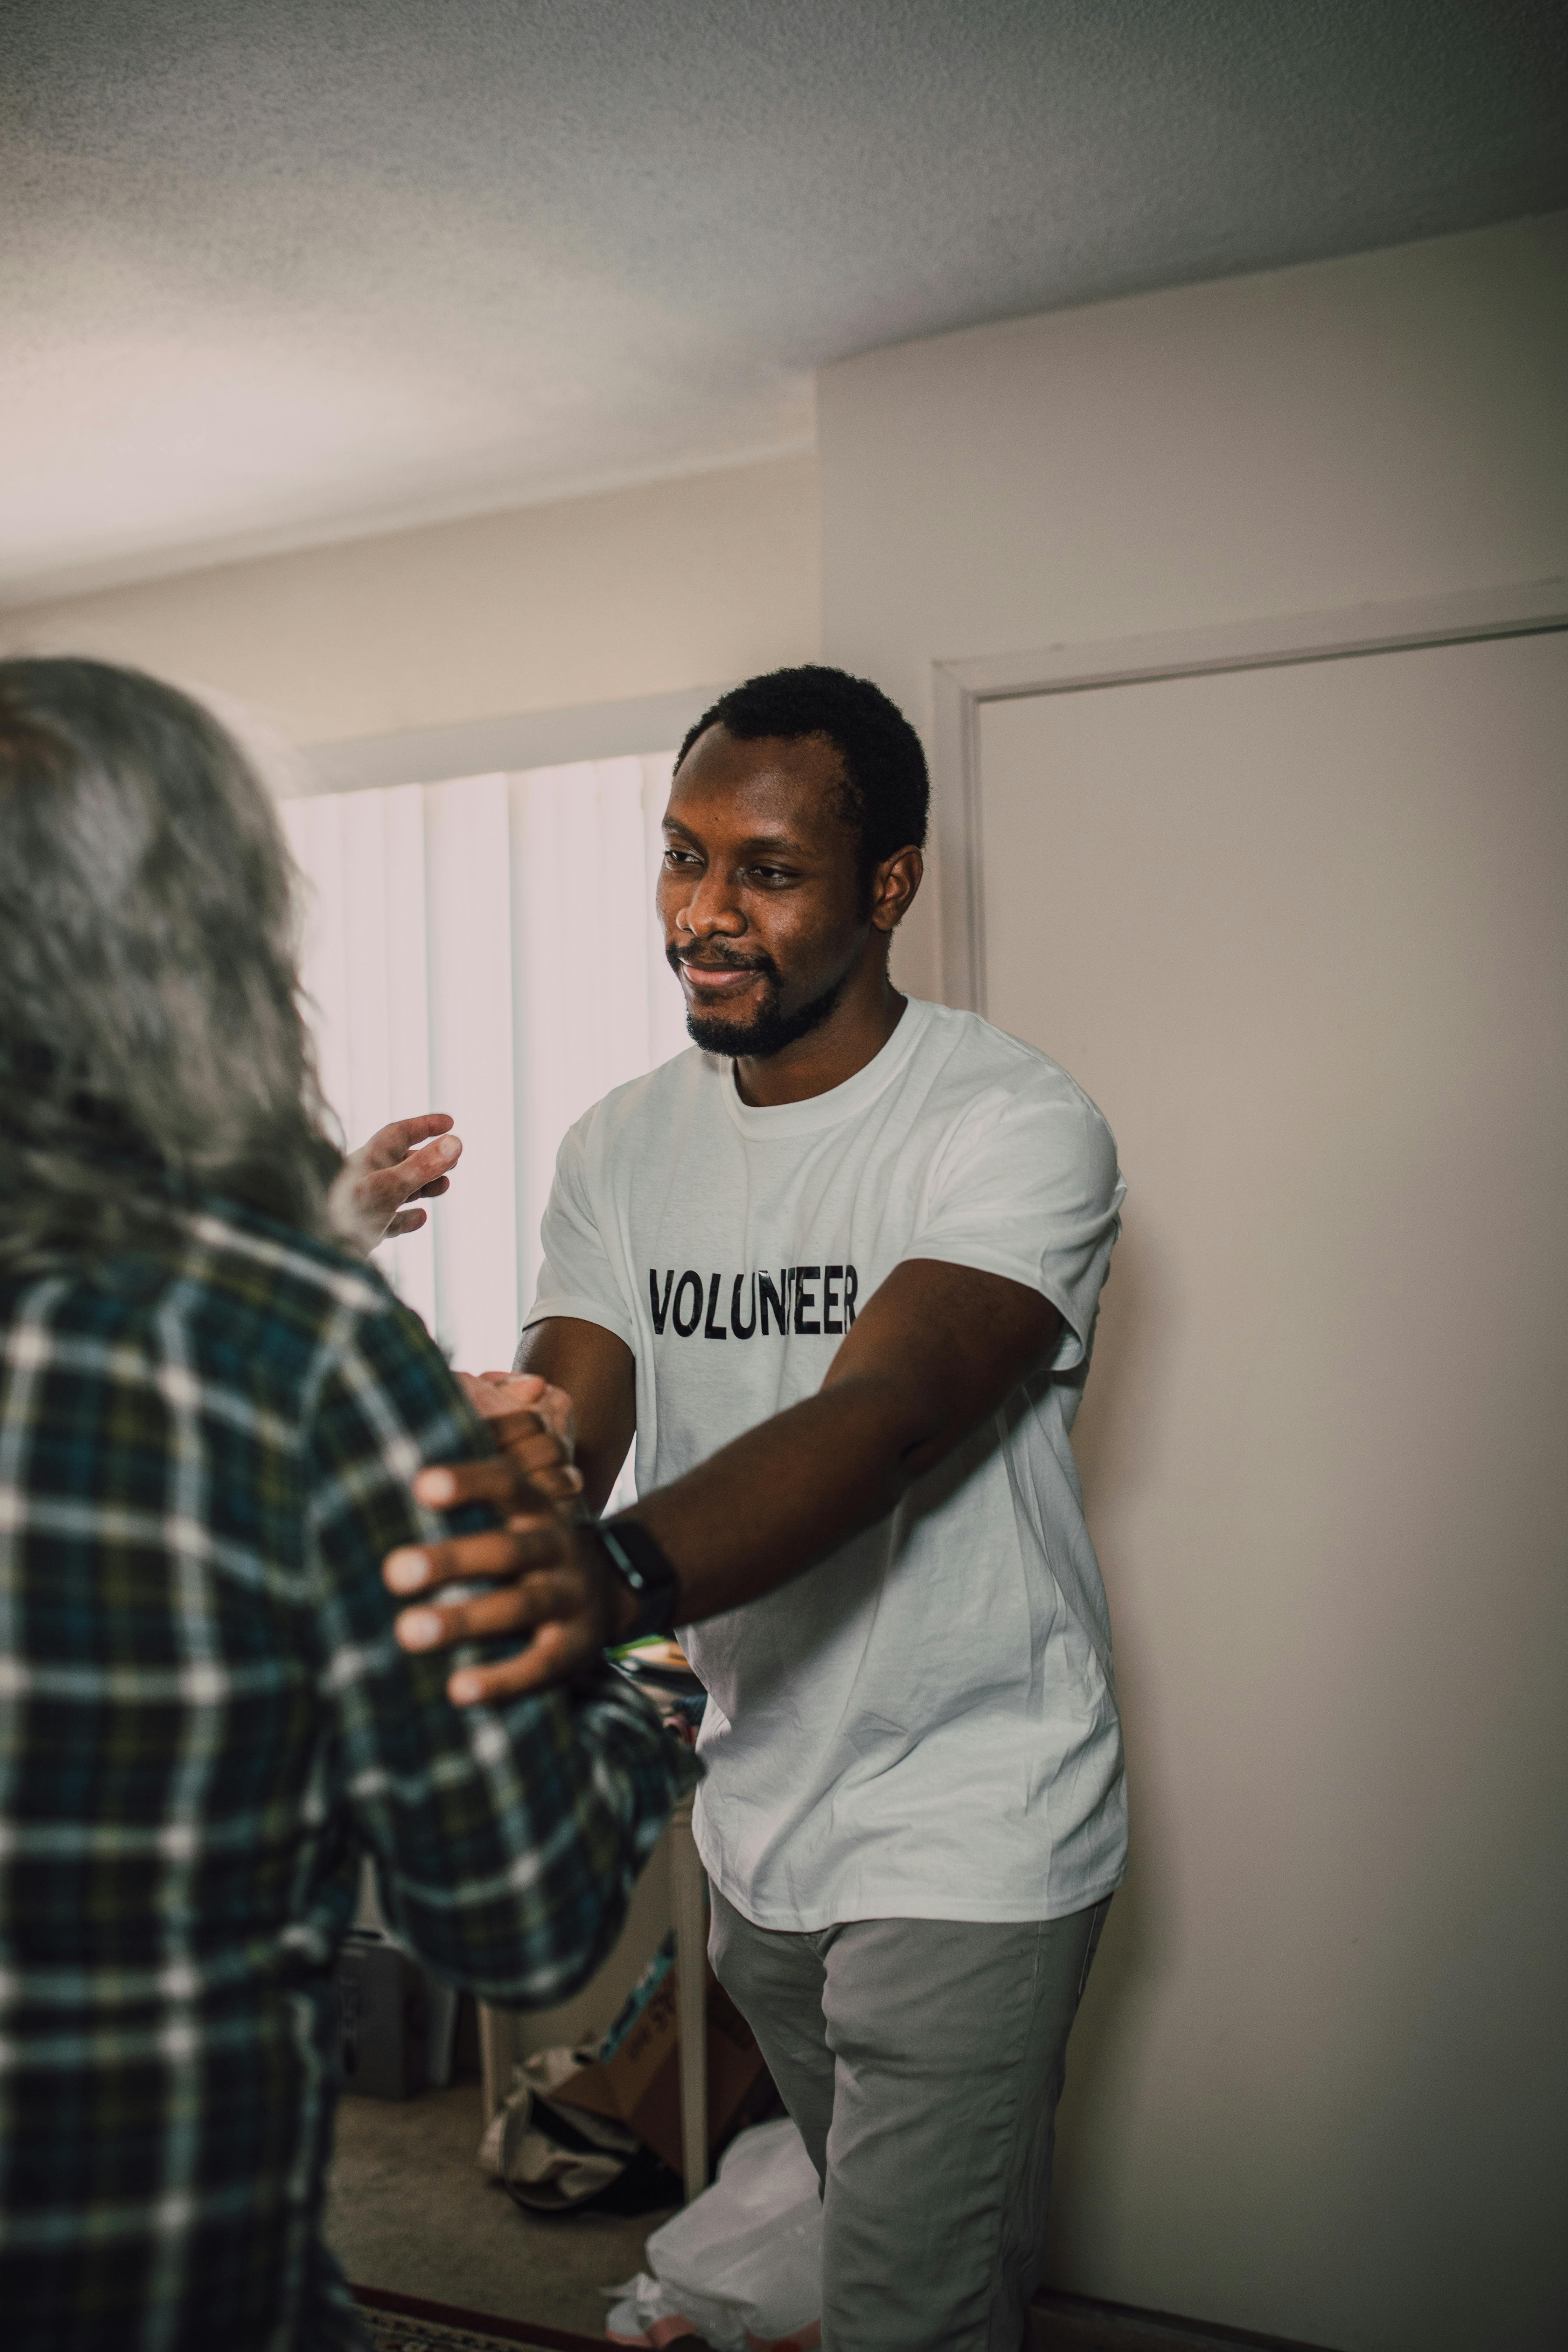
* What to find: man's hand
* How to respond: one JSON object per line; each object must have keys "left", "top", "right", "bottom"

{"left": 329, "top": 1114, "right": 463, "bottom": 1255}
{"left": 386, "top": 1366, "right": 628, "bottom": 1700}
{"left": 457, "top": 1369, "right": 583, "bottom": 1506}
{"left": 383, "top": 1442, "right": 636, "bottom": 1702}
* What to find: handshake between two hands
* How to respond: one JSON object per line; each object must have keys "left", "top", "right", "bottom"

{"left": 382, "top": 1372, "right": 637, "bottom": 1707}
{"left": 329, "top": 1112, "right": 641, "bottom": 1705}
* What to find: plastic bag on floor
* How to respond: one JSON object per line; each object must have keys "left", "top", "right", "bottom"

{"left": 480, "top": 2046, "right": 642, "bottom": 2213}
{"left": 605, "top": 2117, "right": 822, "bottom": 2350}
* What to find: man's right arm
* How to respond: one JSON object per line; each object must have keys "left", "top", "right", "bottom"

{"left": 514, "top": 1317, "right": 636, "bottom": 1517}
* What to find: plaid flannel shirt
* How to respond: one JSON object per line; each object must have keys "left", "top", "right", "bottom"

{"left": 0, "top": 1196, "right": 695, "bottom": 2351}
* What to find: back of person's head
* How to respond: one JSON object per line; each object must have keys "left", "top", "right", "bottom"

{"left": 0, "top": 656, "right": 336, "bottom": 1269}
{"left": 677, "top": 664, "right": 929, "bottom": 884}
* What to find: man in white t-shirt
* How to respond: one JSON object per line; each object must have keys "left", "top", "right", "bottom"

{"left": 384, "top": 666, "right": 1127, "bottom": 2350}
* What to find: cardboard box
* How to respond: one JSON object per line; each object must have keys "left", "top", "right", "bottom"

{"left": 548, "top": 1936, "right": 768, "bottom": 2178}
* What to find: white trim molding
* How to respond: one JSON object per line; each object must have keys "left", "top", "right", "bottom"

{"left": 288, "top": 682, "right": 727, "bottom": 799}
{"left": 931, "top": 577, "right": 1568, "bottom": 1014}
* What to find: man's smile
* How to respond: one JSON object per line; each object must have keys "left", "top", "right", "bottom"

{"left": 679, "top": 961, "right": 764, "bottom": 995}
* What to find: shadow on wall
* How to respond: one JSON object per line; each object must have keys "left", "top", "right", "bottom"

{"left": 1045, "top": 1216, "right": 1179, "bottom": 2288}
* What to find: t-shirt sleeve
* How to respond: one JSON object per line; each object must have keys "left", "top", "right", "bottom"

{"left": 520, "top": 1116, "right": 635, "bottom": 1350}
{"left": 903, "top": 1077, "right": 1126, "bottom": 1371}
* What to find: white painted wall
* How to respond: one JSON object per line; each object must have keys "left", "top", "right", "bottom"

{"left": 817, "top": 214, "right": 1568, "bottom": 2347}
{"left": 0, "top": 453, "right": 821, "bottom": 749}
{"left": 822, "top": 212, "right": 1568, "bottom": 1000}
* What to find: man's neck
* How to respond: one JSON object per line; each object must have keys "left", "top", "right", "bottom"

{"left": 733, "top": 970, "right": 909, "bottom": 1108}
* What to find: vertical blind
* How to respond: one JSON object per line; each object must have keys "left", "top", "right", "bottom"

{"left": 281, "top": 753, "right": 688, "bottom": 1378}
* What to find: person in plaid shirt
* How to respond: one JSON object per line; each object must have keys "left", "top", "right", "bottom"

{"left": 0, "top": 657, "right": 694, "bottom": 2350}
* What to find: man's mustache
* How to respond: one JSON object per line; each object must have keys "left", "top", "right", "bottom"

{"left": 665, "top": 940, "right": 781, "bottom": 984}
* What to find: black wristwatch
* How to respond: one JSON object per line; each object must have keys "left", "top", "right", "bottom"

{"left": 581, "top": 1516, "right": 682, "bottom": 1645}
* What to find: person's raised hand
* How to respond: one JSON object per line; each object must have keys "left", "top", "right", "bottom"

{"left": 383, "top": 1456, "right": 637, "bottom": 1702}
{"left": 329, "top": 1113, "right": 462, "bottom": 1254}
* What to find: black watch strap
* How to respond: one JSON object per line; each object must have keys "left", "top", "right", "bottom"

{"left": 585, "top": 1516, "right": 682, "bottom": 1644}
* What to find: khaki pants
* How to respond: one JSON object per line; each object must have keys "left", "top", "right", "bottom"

{"left": 709, "top": 1886, "right": 1110, "bottom": 2352}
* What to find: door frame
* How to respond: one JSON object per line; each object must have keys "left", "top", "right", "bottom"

{"left": 931, "top": 577, "right": 1568, "bottom": 1015}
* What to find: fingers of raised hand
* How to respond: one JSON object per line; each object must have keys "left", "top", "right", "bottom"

{"left": 333, "top": 1126, "right": 461, "bottom": 1253}
{"left": 370, "top": 1112, "right": 455, "bottom": 1168}
{"left": 392, "top": 1134, "right": 461, "bottom": 1201}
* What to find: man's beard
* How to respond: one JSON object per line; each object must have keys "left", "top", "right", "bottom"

{"left": 668, "top": 943, "right": 849, "bottom": 1059}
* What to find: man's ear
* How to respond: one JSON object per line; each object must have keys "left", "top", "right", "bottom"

{"left": 871, "top": 846, "right": 924, "bottom": 934}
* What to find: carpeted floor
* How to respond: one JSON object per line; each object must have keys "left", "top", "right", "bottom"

{"left": 330, "top": 2083, "right": 1318, "bottom": 2352}
{"left": 355, "top": 2283, "right": 607, "bottom": 2351}
{"left": 327, "top": 2081, "right": 675, "bottom": 2337}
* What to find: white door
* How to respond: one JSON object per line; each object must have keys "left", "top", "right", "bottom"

{"left": 976, "top": 630, "right": 1568, "bottom": 2352}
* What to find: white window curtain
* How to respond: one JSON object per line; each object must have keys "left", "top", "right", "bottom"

{"left": 281, "top": 753, "right": 687, "bottom": 1377}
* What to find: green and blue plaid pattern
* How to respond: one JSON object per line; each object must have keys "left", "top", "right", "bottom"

{"left": 0, "top": 1198, "right": 694, "bottom": 2350}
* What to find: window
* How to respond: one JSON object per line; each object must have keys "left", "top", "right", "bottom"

{"left": 282, "top": 753, "right": 687, "bottom": 1376}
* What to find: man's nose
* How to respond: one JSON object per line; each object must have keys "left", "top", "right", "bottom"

{"left": 679, "top": 871, "right": 746, "bottom": 938}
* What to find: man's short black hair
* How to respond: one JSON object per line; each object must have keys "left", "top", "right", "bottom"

{"left": 675, "top": 664, "right": 929, "bottom": 876}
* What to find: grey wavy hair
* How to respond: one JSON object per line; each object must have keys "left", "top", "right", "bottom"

{"left": 0, "top": 656, "right": 340, "bottom": 1269}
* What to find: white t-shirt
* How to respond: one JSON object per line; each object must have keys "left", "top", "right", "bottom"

{"left": 523, "top": 997, "right": 1128, "bottom": 1928}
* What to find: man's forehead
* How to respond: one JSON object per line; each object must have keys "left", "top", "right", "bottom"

{"left": 667, "top": 727, "right": 849, "bottom": 830}
{"left": 678, "top": 723, "right": 843, "bottom": 786}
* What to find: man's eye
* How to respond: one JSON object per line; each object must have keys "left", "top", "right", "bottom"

{"left": 749, "top": 866, "right": 794, "bottom": 884}
{"left": 663, "top": 848, "right": 698, "bottom": 868}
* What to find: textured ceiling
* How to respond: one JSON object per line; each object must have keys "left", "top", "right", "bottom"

{"left": 4, "top": 0, "right": 1566, "bottom": 600}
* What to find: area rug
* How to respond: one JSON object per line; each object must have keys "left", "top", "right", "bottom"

{"left": 354, "top": 2283, "right": 608, "bottom": 2352}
